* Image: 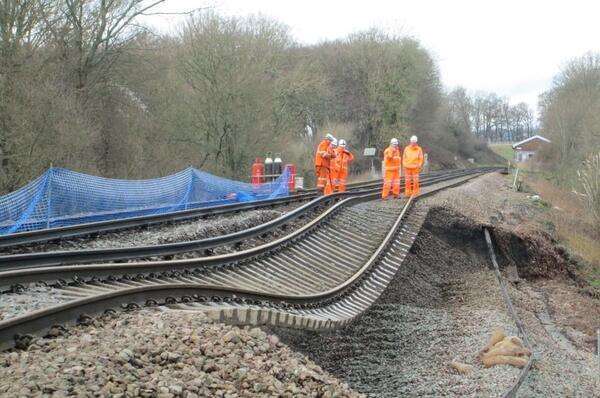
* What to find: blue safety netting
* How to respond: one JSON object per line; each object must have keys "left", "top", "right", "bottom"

{"left": 0, "top": 166, "right": 290, "bottom": 235}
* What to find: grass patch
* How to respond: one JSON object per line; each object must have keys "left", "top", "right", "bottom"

{"left": 489, "top": 143, "right": 514, "bottom": 162}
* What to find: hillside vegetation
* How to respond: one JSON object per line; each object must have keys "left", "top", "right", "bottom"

{"left": 535, "top": 53, "right": 600, "bottom": 229}
{"left": 519, "top": 52, "right": 600, "bottom": 285}
{"left": 0, "top": 1, "right": 503, "bottom": 192}
{"left": 538, "top": 53, "right": 600, "bottom": 185}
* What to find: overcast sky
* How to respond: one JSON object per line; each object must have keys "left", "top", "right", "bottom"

{"left": 142, "top": 0, "right": 600, "bottom": 112}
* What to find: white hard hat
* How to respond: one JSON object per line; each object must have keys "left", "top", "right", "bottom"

{"left": 325, "top": 133, "right": 335, "bottom": 141}
{"left": 331, "top": 138, "right": 338, "bottom": 147}
{"left": 390, "top": 138, "right": 399, "bottom": 146}
{"left": 338, "top": 139, "right": 347, "bottom": 147}
{"left": 410, "top": 135, "right": 418, "bottom": 143}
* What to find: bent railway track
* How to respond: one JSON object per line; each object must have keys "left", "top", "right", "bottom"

{"left": 0, "top": 169, "right": 470, "bottom": 270}
{"left": 0, "top": 168, "right": 500, "bottom": 350}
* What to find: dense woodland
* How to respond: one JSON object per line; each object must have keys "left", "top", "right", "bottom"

{"left": 0, "top": 0, "right": 509, "bottom": 193}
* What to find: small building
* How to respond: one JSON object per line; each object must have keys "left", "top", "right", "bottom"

{"left": 512, "top": 135, "right": 551, "bottom": 162}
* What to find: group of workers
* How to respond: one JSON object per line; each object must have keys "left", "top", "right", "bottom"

{"left": 314, "top": 134, "right": 355, "bottom": 195}
{"left": 314, "top": 134, "right": 424, "bottom": 199}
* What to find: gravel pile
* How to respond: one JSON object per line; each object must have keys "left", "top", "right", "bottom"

{"left": 419, "top": 175, "right": 600, "bottom": 396}
{"left": 0, "top": 309, "right": 363, "bottom": 397}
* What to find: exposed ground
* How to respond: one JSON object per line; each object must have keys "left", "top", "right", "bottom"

{"left": 427, "top": 174, "right": 599, "bottom": 394}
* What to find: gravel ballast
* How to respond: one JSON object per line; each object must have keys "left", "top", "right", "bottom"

{"left": 0, "top": 286, "right": 69, "bottom": 321}
{"left": 2, "top": 203, "right": 305, "bottom": 256}
{"left": 0, "top": 309, "right": 363, "bottom": 397}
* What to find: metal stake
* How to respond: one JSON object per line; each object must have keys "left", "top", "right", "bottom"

{"left": 512, "top": 168, "right": 520, "bottom": 190}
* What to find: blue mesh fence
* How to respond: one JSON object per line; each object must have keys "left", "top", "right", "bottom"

{"left": 0, "top": 166, "right": 290, "bottom": 235}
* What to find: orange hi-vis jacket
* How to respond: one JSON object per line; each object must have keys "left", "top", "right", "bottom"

{"left": 383, "top": 146, "right": 402, "bottom": 171}
{"left": 332, "top": 147, "right": 354, "bottom": 176}
{"left": 402, "top": 144, "right": 424, "bottom": 169}
{"left": 315, "top": 139, "right": 334, "bottom": 168}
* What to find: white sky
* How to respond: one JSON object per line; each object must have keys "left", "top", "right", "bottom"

{"left": 142, "top": 0, "right": 600, "bottom": 113}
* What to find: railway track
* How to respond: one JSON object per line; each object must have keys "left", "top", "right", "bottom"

{"left": 484, "top": 228, "right": 535, "bottom": 398}
{"left": 0, "top": 170, "right": 461, "bottom": 251}
{"left": 0, "top": 178, "right": 384, "bottom": 250}
{"left": 0, "top": 168, "right": 500, "bottom": 350}
{"left": 0, "top": 169, "right": 470, "bottom": 271}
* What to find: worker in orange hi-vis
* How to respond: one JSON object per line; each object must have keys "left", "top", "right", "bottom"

{"left": 332, "top": 139, "right": 354, "bottom": 192}
{"left": 323, "top": 139, "right": 338, "bottom": 195}
{"left": 403, "top": 135, "right": 424, "bottom": 197}
{"left": 381, "top": 138, "right": 402, "bottom": 199}
{"left": 314, "top": 133, "right": 336, "bottom": 195}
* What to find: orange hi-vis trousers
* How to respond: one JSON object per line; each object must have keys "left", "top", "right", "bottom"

{"left": 330, "top": 169, "right": 340, "bottom": 192}
{"left": 382, "top": 168, "right": 401, "bottom": 199}
{"left": 324, "top": 177, "right": 334, "bottom": 195}
{"left": 337, "top": 171, "right": 348, "bottom": 192}
{"left": 330, "top": 170, "right": 348, "bottom": 192}
{"left": 316, "top": 165, "right": 328, "bottom": 191}
{"left": 404, "top": 168, "right": 420, "bottom": 196}
{"left": 316, "top": 166, "right": 334, "bottom": 195}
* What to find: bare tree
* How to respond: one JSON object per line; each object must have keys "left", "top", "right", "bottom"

{"left": 54, "top": 0, "right": 166, "bottom": 91}
{"left": 539, "top": 52, "right": 600, "bottom": 184}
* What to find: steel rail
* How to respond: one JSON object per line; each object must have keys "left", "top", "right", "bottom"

{"left": 0, "top": 169, "right": 469, "bottom": 270}
{"left": 0, "top": 178, "right": 389, "bottom": 249}
{"left": 0, "top": 168, "right": 501, "bottom": 349}
{"left": 484, "top": 228, "right": 535, "bottom": 398}
{"left": 0, "top": 169, "right": 481, "bottom": 288}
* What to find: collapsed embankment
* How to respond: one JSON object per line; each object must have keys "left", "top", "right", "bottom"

{"left": 273, "top": 201, "right": 600, "bottom": 397}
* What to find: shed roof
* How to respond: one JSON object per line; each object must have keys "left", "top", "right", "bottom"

{"left": 512, "top": 135, "right": 551, "bottom": 149}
